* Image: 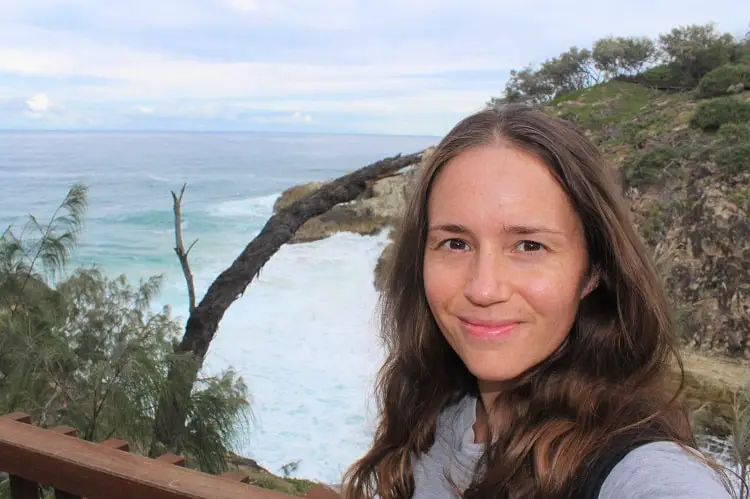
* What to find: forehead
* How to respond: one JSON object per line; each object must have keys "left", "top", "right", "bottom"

{"left": 427, "top": 144, "right": 580, "bottom": 230}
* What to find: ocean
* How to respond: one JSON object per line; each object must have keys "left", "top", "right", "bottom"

{"left": 0, "top": 130, "right": 437, "bottom": 483}
{"left": 0, "top": 130, "right": 740, "bottom": 489}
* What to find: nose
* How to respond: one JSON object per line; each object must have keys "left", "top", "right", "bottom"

{"left": 463, "top": 247, "right": 513, "bottom": 306}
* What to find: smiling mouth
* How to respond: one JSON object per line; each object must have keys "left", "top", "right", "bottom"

{"left": 458, "top": 318, "right": 521, "bottom": 339}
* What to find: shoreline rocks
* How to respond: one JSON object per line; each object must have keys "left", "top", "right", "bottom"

{"left": 272, "top": 147, "right": 435, "bottom": 246}
{"left": 270, "top": 84, "right": 749, "bottom": 440}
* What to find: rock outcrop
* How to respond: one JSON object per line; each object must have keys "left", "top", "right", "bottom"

{"left": 272, "top": 82, "right": 750, "bottom": 434}
{"left": 547, "top": 83, "right": 749, "bottom": 359}
{"left": 275, "top": 85, "right": 749, "bottom": 360}
{"left": 273, "top": 147, "right": 435, "bottom": 245}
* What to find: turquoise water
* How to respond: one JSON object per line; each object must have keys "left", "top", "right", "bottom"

{"left": 4, "top": 130, "right": 738, "bottom": 487}
{"left": 0, "top": 130, "right": 437, "bottom": 482}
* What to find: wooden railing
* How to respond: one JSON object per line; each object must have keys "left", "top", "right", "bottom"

{"left": 0, "top": 413, "right": 339, "bottom": 499}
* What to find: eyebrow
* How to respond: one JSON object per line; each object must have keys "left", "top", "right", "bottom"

{"left": 428, "top": 223, "right": 564, "bottom": 235}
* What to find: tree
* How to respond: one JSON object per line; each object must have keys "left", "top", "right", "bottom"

{"left": 658, "top": 23, "right": 736, "bottom": 83}
{"left": 0, "top": 185, "right": 249, "bottom": 478}
{"left": 620, "top": 37, "right": 658, "bottom": 73}
{"left": 592, "top": 37, "right": 624, "bottom": 76}
{"left": 593, "top": 36, "right": 657, "bottom": 76}
{"left": 495, "top": 47, "right": 601, "bottom": 105}
{"left": 502, "top": 67, "right": 554, "bottom": 104}
{"left": 542, "top": 47, "right": 599, "bottom": 94}
{"left": 152, "top": 151, "right": 425, "bottom": 455}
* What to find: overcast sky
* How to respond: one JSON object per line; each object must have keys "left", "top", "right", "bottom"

{"left": 0, "top": 0, "right": 747, "bottom": 135}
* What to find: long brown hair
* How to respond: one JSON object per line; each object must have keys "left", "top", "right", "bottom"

{"left": 342, "top": 104, "right": 720, "bottom": 498}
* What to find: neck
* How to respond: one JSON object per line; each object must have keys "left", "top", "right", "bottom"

{"left": 478, "top": 378, "right": 508, "bottom": 411}
{"left": 473, "top": 379, "right": 507, "bottom": 443}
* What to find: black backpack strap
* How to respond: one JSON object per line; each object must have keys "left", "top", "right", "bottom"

{"left": 578, "top": 440, "right": 652, "bottom": 499}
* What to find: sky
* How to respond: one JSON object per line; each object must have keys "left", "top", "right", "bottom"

{"left": 0, "top": 1, "right": 747, "bottom": 136}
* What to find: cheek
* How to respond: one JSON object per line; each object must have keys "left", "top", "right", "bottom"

{"left": 523, "top": 270, "right": 586, "bottom": 319}
{"left": 423, "top": 258, "right": 459, "bottom": 309}
{"left": 422, "top": 261, "right": 443, "bottom": 307}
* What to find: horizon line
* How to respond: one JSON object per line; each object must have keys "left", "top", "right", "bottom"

{"left": 0, "top": 127, "right": 442, "bottom": 139}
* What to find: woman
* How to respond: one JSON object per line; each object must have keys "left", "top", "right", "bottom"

{"left": 342, "top": 104, "right": 735, "bottom": 498}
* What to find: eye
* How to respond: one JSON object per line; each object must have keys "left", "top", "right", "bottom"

{"left": 439, "top": 238, "right": 470, "bottom": 251}
{"left": 515, "top": 240, "right": 545, "bottom": 253}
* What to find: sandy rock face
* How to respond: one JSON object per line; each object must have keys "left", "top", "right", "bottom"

{"left": 272, "top": 147, "right": 435, "bottom": 245}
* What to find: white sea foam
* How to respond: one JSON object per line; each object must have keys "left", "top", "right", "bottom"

{"left": 174, "top": 231, "right": 391, "bottom": 483}
{"left": 5, "top": 130, "right": 735, "bottom": 490}
{"left": 0, "top": 130, "right": 436, "bottom": 485}
{"left": 145, "top": 173, "right": 170, "bottom": 182}
{"left": 208, "top": 193, "right": 280, "bottom": 219}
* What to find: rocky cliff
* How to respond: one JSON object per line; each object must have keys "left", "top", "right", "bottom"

{"left": 273, "top": 147, "right": 435, "bottom": 244}
{"left": 273, "top": 81, "right": 749, "bottom": 433}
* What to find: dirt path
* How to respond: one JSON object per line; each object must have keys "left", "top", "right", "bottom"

{"left": 680, "top": 350, "right": 750, "bottom": 390}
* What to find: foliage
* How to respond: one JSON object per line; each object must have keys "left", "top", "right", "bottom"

{"left": 690, "top": 97, "right": 750, "bottom": 131}
{"left": 715, "top": 143, "right": 750, "bottom": 175}
{"left": 697, "top": 64, "right": 750, "bottom": 98}
{"left": 658, "top": 23, "right": 736, "bottom": 84}
{"left": 632, "top": 64, "right": 691, "bottom": 88}
{"left": 717, "top": 123, "right": 750, "bottom": 144}
{"left": 0, "top": 185, "right": 251, "bottom": 479}
{"left": 491, "top": 22, "right": 746, "bottom": 106}
{"left": 281, "top": 460, "right": 302, "bottom": 477}
{"left": 592, "top": 36, "right": 657, "bottom": 76}
{"left": 736, "top": 37, "right": 750, "bottom": 64}
{"left": 553, "top": 81, "right": 654, "bottom": 133}
{"left": 639, "top": 202, "right": 668, "bottom": 243}
{"left": 729, "top": 389, "right": 750, "bottom": 498}
{"left": 728, "top": 186, "right": 750, "bottom": 214}
{"left": 498, "top": 47, "right": 599, "bottom": 104}
{"left": 619, "top": 112, "right": 671, "bottom": 149}
{"left": 0, "top": 184, "right": 86, "bottom": 291}
{"left": 244, "top": 469, "right": 314, "bottom": 496}
{"left": 623, "top": 146, "right": 680, "bottom": 189}
{"left": 181, "top": 369, "right": 251, "bottom": 473}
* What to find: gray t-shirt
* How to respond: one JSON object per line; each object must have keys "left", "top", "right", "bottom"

{"left": 411, "top": 396, "right": 732, "bottom": 498}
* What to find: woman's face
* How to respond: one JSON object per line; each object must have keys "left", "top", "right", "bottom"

{"left": 423, "top": 143, "right": 597, "bottom": 391}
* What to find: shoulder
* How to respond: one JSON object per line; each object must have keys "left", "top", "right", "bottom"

{"left": 431, "top": 395, "right": 478, "bottom": 451}
{"left": 435, "top": 396, "right": 475, "bottom": 432}
{"left": 598, "top": 441, "right": 734, "bottom": 499}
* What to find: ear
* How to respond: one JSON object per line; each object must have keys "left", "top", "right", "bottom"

{"left": 580, "top": 266, "right": 600, "bottom": 299}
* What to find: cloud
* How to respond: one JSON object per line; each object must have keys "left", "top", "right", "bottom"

{"left": 25, "top": 93, "right": 53, "bottom": 113}
{"left": 223, "top": 0, "right": 262, "bottom": 12}
{"left": 291, "top": 111, "right": 313, "bottom": 123}
{"left": 0, "top": 0, "right": 747, "bottom": 133}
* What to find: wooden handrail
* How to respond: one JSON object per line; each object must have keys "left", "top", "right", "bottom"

{"left": 0, "top": 415, "right": 299, "bottom": 499}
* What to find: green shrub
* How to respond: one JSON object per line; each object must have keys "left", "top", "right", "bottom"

{"left": 639, "top": 203, "right": 667, "bottom": 242}
{"left": 727, "top": 186, "right": 750, "bottom": 213}
{"left": 697, "top": 64, "right": 750, "bottom": 98}
{"left": 734, "top": 39, "right": 750, "bottom": 64}
{"left": 621, "top": 121, "right": 646, "bottom": 145}
{"left": 690, "top": 97, "right": 750, "bottom": 131}
{"left": 624, "top": 147, "right": 680, "bottom": 188}
{"left": 635, "top": 64, "right": 690, "bottom": 88}
{"left": 658, "top": 23, "right": 735, "bottom": 83}
{"left": 715, "top": 143, "right": 750, "bottom": 175}
{"left": 717, "top": 122, "right": 750, "bottom": 144}
{"left": 592, "top": 36, "right": 656, "bottom": 75}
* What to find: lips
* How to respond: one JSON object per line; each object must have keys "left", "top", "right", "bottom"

{"left": 458, "top": 317, "right": 521, "bottom": 339}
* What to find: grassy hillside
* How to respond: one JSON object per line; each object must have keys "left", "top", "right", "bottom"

{"left": 546, "top": 80, "right": 749, "bottom": 359}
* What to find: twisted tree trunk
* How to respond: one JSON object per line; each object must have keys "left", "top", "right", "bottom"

{"left": 152, "top": 151, "right": 424, "bottom": 454}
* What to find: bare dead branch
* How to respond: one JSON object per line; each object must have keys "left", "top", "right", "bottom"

{"left": 171, "top": 183, "right": 197, "bottom": 314}
{"left": 153, "top": 149, "right": 425, "bottom": 452}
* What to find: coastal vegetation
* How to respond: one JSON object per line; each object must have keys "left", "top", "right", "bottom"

{"left": 1, "top": 19, "right": 749, "bottom": 496}
{"left": 0, "top": 186, "right": 255, "bottom": 495}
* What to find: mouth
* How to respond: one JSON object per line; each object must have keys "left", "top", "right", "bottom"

{"left": 458, "top": 317, "right": 521, "bottom": 340}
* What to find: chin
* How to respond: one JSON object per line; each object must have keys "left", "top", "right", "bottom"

{"left": 462, "top": 353, "right": 529, "bottom": 384}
